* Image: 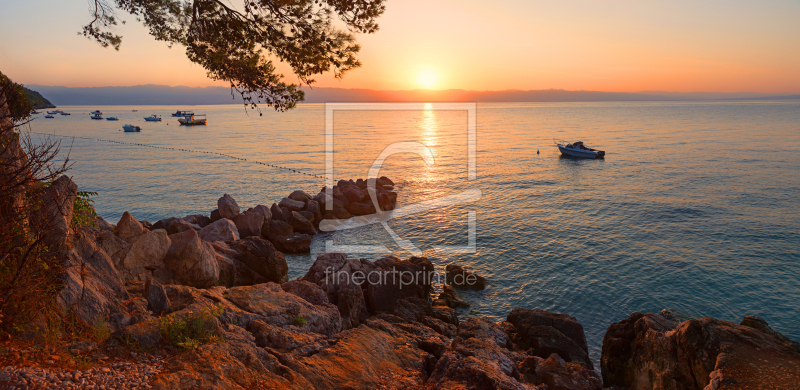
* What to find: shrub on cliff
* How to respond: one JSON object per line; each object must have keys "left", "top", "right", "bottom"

{"left": 0, "top": 73, "right": 71, "bottom": 333}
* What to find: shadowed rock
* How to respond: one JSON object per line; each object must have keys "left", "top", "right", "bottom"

{"left": 217, "top": 194, "right": 241, "bottom": 220}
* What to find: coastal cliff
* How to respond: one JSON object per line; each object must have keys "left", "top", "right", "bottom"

{"left": 1, "top": 174, "right": 798, "bottom": 389}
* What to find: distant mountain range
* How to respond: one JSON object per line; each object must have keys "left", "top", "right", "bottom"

{"left": 26, "top": 84, "right": 800, "bottom": 106}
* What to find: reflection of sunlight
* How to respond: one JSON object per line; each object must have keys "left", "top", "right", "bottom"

{"left": 418, "top": 106, "right": 441, "bottom": 200}
{"left": 420, "top": 106, "right": 439, "bottom": 148}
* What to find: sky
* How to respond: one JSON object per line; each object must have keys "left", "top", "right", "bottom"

{"left": 1, "top": 0, "right": 799, "bottom": 93}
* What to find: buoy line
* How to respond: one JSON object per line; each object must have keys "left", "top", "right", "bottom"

{"left": 22, "top": 131, "right": 325, "bottom": 179}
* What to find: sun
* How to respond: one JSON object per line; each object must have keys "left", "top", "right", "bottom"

{"left": 416, "top": 70, "right": 438, "bottom": 89}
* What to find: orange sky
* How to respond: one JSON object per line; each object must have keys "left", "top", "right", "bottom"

{"left": 1, "top": 0, "right": 799, "bottom": 93}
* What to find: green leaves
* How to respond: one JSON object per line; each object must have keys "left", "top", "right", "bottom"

{"left": 82, "top": 0, "right": 386, "bottom": 111}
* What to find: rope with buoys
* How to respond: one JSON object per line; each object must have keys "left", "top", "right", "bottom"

{"left": 22, "top": 130, "right": 325, "bottom": 179}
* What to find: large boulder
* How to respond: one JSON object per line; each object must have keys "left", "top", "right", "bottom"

{"left": 217, "top": 194, "right": 241, "bottom": 219}
{"left": 144, "top": 278, "right": 171, "bottom": 315}
{"left": 152, "top": 217, "right": 200, "bottom": 234}
{"left": 119, "top": 228, "right": 171, "bottom": 283}
{"left": 271, "top": 203, "right": 289, "bottom": 222}
{"left": 445, "top": 263, "right": 487, "bottom": 291}
{"left": 281, "top": 280, "right": 329, "bottom": 306}
{"left": 601, "top": 312, "right": 800, "bottom": 390}
{"left": 233, "top": 209, "right": 265, "bottom": 238}
{"left": 437, "top": 285, "right": 470, "bottom": 308}
{"left": 346, "top": 201, "right": 376, "bottom": 216}
{"left": 279, "top": 197, "right": 306, "bottom": 212}
{"left": 163, "top": 229, "right": 220, "bottom": 288}
{"left": 288, "top": 190, "right": 313, "bottom": 204}
{"left": 340, "top": 185, "right": 365, "bottom": 203}
{"left": 290, "top": 211, "right": 316, "bottom": 234}
{"left": 56, "top": 230, "right": 130, "bottom": 332}
{"left": 40, "top": 175, "right": 78, "bottom": 246}
{"left": 116, "top": 211, "right": 144, "bottom": 241}
{"left": 303, "top": 253, "right": 379, "bottom": 330}
{"left": 303, "top": 253, "right": 434, "bottom": 329}
{"left": 210, "top": 241, "right": 269, "bottom": 287}
{"left": 364, "top": 256, "right": 434, "bottom": 314}
{"left": 304, "top": 200, "right": 322, "bottom": 225}
{"left": 199, "top": 218, "right": 240, "bottom": 242}
{"left": 224, "top": 283, "right": 341, "bottom": 336}
{"left": 182, "top": 214, "right": 212, "bottom": 228}
{"left": 270, "top": 233, "right": 312, "bottom": 254}
{"left": 507, "top": 308, "right": 593, "bottom": 369}
{"left": 227, "top": 237, "right": 288, "bottom": 283}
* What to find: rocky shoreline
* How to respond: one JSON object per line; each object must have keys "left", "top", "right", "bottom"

{"left": 2, "top": 175, "right": 800, "bottom": 389}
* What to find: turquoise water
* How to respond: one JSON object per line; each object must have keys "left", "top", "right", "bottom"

{"left": 30, "top": 101, "right": 800, "bottom": 364}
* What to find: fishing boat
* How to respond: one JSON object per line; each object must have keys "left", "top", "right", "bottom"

{"left": 178, "top": 114, "right": 207, "bottom": 126}
{"left": 60, "top": 112, "right": 71, "bottom": 115}
{"left": 555, "top": 139, "right": 605, "bottom": 158}
{"left": 171, "top": 110, "right": 194, "bottom": 117}
{"left": 91, "top": 110, "right": 103, "bottom": 116}
{"left": 44, "top": 114, "right": 55, "bottom": 118}
{"left": 106, "top": 117, "right": 120, "bottom": 121}
{"left": 132, "top": 109, "right": 138, "bottom": 112}
{"left": 144, "top": 115, "right": 162, "bottom": 122}
{"left": 123, "top": 124, "right": 142, "bottom": 132}
{"left": 90, "top": 115, "right": 103, "bottom": 120}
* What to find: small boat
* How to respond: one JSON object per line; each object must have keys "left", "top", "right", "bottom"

{"left": 144, "top": 115, "right": 162, "bottom": 122}
{"left": 44, "top": 114, "right": 55, "bottom": 118}
{"left": 123, "top": 124, "right": 142, "bottom": 132}
{"left": 47, "top": 110, "right": 62, "bottom": 114}
{"left": 171, "top": 110, "right": 194, "bottom": 117}
{"left": 91, "top": 110, "right": 103, "bottom": 115}
{"left": 555, "top": 139, "right": 605, "bottom": 158}
{"left": 106, "top": 117, "right": 120, "bottom": 121}
{"left": 31, "top": 110, "right": 40, "bottom": 114}
{"left": 132, "top": 109, "right": 138, "bottom": 112}
{"left": 90, "top": 115, "right": 103, "bottom": 120}
{"left": 178, "top": 114, "right": 207, "bottom": 126}
{"left": 60, "top": 112, "right": 71, "bottom": 115}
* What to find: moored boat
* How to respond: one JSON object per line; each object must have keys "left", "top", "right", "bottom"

{"left": 106, "top": 117, "right": 120, "bottom": 121}
{"left": 178, "top": 114, "right": 207, "bottom": 126}
{"left": 123, "top": 124, "right": 142, "bottom": 132}
{"left": 90, "top": 115, "right": 103, "bottom": 119}
{"left": 44, "top": 114, "right": 55, "bottom": 118}
{"left": 60, "top": 112, "right": 71, "bottom": 115}
{"left": 555, "top": 139, "right": 605, "bottom": 158}
{"left": 91, "top": 110, "right": 103, "bottom": 116}
{"left": 144, "top": 115, "right": 162, "bottom": 122}
{"left": 47, "top": 110, "right": 62, "bottom": 114}
{"left": 171, "top": 110, "right": 194, "bottom": 117}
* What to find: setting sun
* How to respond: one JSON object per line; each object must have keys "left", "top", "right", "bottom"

{"left": 416, "top": 70, "right": 438, "bottom": 89}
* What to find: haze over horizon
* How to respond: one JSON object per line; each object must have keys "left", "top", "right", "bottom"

{"left": 2, "top": 0, "right": 800, "bottom": 94}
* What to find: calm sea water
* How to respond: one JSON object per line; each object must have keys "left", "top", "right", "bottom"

{"left": 29, "top": 101, "right": 800, "bottom": 364}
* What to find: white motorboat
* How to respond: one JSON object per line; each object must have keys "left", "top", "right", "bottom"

{"left": 123, "top": 124, "right": 142, "bottom": 132}
{"left": 555, "top": 139, "right": 605, "bottom": 158}
{"left": 144, "top": 115, "right": 162, "bottom": 122}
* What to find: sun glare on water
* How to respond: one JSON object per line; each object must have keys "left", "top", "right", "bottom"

{"left": 416, "top": 70, "right": 438, "bottom": 89}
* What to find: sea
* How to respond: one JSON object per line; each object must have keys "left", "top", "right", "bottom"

{"left": 27, "top": 101, "right": 800, "bottom": 365}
